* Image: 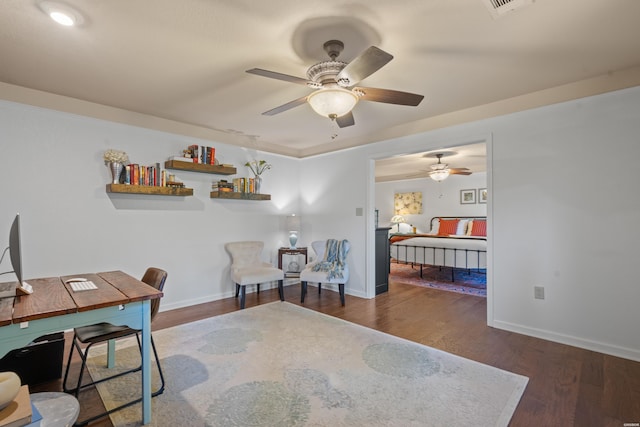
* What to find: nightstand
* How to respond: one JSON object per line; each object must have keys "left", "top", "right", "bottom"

{"left": 278, "top": 247, "right": 308, "bottom": 278}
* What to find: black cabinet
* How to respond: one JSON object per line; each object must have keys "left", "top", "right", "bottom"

{"left": 0, "top": 332, "right": 65, "bottom": 386}
{"left": 375, "top": 227, "right": 391, "bottom": 295}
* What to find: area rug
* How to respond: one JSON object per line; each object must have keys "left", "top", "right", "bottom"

{"left": 390, "top": 262, "right": 487, "bottom": 297}
{"left": 87, "top": 302, "right": 527, "bottom": 426}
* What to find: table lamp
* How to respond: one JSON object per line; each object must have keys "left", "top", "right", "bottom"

{"left": 285, "top": 214, "right": 301, "bottom": 248}
{"left": 390, "top": 215, "right": 406, "bottom": 232}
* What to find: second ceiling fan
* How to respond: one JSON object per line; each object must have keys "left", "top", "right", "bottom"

{"left": 246, "top": 40, "right": 424, "bottom": 128}
{"left": 425, "top": 153, "right": 472, "bottom": 181}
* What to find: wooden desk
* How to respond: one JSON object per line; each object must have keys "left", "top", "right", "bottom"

{"left": 0, "top": 271, "right": 162, "bottom": 425}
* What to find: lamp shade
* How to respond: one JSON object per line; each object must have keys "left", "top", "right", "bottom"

{"left": 285, "top": 214, "right": 301, "bottom": 231}
{"left": 390, "top": 215, "right": 406, "bottom": 224}
{"left": 429, "top": 169, "right": 450, "bottom": 182}
{"left": 307, "top": 87, "right": 358, "bottom": 118}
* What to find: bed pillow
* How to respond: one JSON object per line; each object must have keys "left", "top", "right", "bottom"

{"left": 455, "top": 219, "right": 469, "bottom": 235}
{"left": 429, "top": 218, "right": 440, "bottom": 235}
{"left": 470, "top": 220, "right": 487, "bottom": 236}
{"left": 466, "top": 220, "right": 473, "bottom": 236}
{"left": 437, "top": 219, "right": 459, "bottom": 236}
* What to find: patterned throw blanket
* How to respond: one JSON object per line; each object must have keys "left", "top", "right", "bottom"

{"left": 312, "top": 239, "right": 349, "bottom": 280}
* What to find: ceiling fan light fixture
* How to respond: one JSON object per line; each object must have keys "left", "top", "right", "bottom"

{"left": 430, "top": 169, "right": 450, "bottom": 182}
{"left": 307, "top": 87, "right": 359, "bottom": 119}
{"left": 38, "top": 1, "right": 84, "bottom": 26}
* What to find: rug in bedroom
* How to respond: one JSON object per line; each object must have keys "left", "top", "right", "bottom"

{"left": 86, "top": 302, "right": 527, "bottom": 426}
{"left": 390, "top": 262, "right": 487, "bottom": 297}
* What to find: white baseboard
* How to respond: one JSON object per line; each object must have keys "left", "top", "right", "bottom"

{"left": 160, "top": 281, "right": 370, "bottom": 313}
{"left": 160, "top": 280, "right": 297, "bottom": 312}
{"left": 492, "top": 320, "right": 640, "bottom": 362}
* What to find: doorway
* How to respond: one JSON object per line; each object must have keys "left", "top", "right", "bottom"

{"left": 369, "top": 138, "right": 492, "bottom": 320}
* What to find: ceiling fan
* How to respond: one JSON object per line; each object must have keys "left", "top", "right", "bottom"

{"left": 424, "top": 152, "right": 472, "bottom": 182}
{"left": 246, "top": 40, "right": 424, "bottom": 128}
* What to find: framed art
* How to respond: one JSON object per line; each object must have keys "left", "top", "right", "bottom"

{"left": 394, "top": 192, "right": 423, "bottom": 215}
{"left": 478, "top": 188, "right": 487, "bottom": 204}
{"left": 460, "top": 189, "right": 476, "bottom": 204}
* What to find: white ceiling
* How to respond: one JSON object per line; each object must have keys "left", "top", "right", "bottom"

{"left": 375, "top": 142, "right": 488, "bottom": 183}
{"left": 2, "top": 0, "right": 640, "bottom": 181}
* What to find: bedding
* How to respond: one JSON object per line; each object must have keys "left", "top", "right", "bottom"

{"left": 390, "top": 216, "right": 487, "bottom": 281}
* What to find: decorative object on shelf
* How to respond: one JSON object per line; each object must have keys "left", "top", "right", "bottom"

{"left": 285, "top": 214, "right": 301, "bottom": 249}
{"left": 390, "top": 215, "right": 406, "bottom": 232}
{"left": 103, "top": 149, "right": 129, "bottom": 184}
{"left": 245, "top": 160, "right": 271, "bottom": 194}
{"left": 254, "top": 175, "right": 262, "bottom": 194}
{"left": 108, "top": 162, "right": 124, "bottom": 184}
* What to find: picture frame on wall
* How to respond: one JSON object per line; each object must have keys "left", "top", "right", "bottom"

{"left": 478, "top": 188, "right": 487, "bottom": 204}
{"left": 460, "top": 189, "right": 476, "bottom": 204}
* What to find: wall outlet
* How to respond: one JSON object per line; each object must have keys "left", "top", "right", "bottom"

{"left": 534, "top": 286, "right": 545, "bottom": 300}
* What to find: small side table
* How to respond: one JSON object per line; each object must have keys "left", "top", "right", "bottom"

{"left": 278, "top": 247, "right": 308, "bottom": 278}
{"left": 30, "top": 392, "right": 80, "bottom": 427}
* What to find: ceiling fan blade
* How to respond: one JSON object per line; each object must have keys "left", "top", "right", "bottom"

{"left": 407, "top": 171, "right": 430, "bottom": 178}
{"left": 336, "top": 46, "right": 393, "bottom": 86}
{"left": 335, "top": 111, "right": 355, "bottom": 128}
{"left": 354, "top": 86, "right": 424, "bottom": 106}
{"left": 449, "top": 168, "right": 472, "bottom": 175}
{"left": 246, "top": 68, "right": 311, "bottom": 86}
{"left": 262, "top": 96, "right": 308, "bottom": 116}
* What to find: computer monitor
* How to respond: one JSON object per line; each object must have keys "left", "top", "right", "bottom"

{"left": 9, "top": 213, "right": 32, "bottom": 294}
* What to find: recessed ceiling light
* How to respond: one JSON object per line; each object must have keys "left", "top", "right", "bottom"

{"left": 38, "top": 1, "right": 84, "bottom": 27}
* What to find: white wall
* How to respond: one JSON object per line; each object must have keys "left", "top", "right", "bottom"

{"left": 300, "top": 86, "right": 640, "bottom": 362}
{"left": 375, "top": 173, "right": 487, "bottom": 233}
{"left": 2, "top": 85, "right": 640, "bottom": 362}
{"left": 0, "top": 101, "right": 300, "bottom": 311}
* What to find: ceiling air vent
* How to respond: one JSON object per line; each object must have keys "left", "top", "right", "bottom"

{"left": 482, "top": 0, "right": 534, "bottom": 19}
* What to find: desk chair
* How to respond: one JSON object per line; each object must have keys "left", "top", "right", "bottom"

{"left": 225, "top": 241, "right": 284, "bottom": 309}
{"left": 300, "top": 239, "right": 350, "bottom": 306}
{"left": 62, "top": 267, "right": 167, "bottom": 425}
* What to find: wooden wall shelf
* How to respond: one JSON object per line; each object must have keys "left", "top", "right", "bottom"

{"left": 164, "top": 160, "right": 236, "bottom": 175}
{"left": 106, "top": 184, "right": 194, "bottom": 196}
{"left": 210, "top": 191, "right": 271, "bottom": 200}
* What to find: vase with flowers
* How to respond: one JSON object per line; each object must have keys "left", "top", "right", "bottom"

{"left": 245, "top": 160, "right": 271, "bottom": 194}
{"left": 104, "top": 149, "right": 129, "bottom": 184}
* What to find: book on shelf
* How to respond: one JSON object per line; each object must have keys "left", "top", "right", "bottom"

{"left": 231, "top": 177, "right": 257, "bottom": 193}
{"left": 0, "top": 385, "right": 32, "bottom": 427}
{"left": 187, "top": 145, "right": 199, "bottom": 163}
{"left": 184, "top": 145, "right": 216, "bottom": 164}
{"left": 123, "top": 164, "right": 167, "bottom": 187}
{"left": 213, "top": 180, "right": 234, "bottom": 192}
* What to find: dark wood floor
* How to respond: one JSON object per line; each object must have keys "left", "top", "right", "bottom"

{"left": 33, "top": 279, "right": 640, "bottom": 426}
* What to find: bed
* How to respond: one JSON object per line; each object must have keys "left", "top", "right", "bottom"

{"left": 390, "top": 217, "right": 487, "bottom": 281}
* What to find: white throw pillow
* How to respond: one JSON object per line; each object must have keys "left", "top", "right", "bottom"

{"left": 466, "top": 220, "right": 474, "bottom": 236}
{"left": 430, "top": 218, "right": 440, "bottom": 234}
{"left": 456, "top": 219, "right": 469, "bottom": 235}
